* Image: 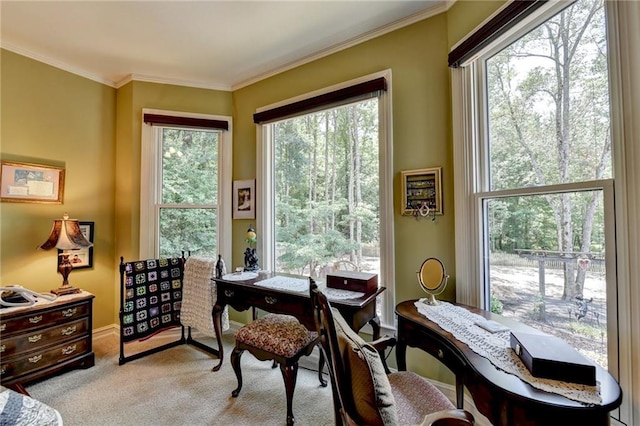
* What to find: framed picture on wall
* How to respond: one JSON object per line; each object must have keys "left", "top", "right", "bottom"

{"left": 0, "top": 160, "right": 65, "bottom": 204}
{"left": 400, "top": 167, "right": 442, "bottom": 216}
{"left": 233, "top": 179, "right": 255, "bottom": 219}
{"left": 58, "top": 221, "right": 94, "bottom": 269}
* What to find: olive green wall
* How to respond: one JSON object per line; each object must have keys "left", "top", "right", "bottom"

{"left": 0, "top": 49, "right": 117, "bottom": 329}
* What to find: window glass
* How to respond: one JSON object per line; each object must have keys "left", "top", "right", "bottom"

{"left": 157, "top": 127, "right": 219, "bottom": 258}
{"left": 272, "top": 100, "right": 380, "bottom": 280}
{"left": 482, "top": 0, "right": 613, "bottom": 368}
{"left": 485, "top": 190, "right": 608, "bottom": 367}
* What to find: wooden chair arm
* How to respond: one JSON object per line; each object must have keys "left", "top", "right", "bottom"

{"left": 368, "top": 335, "right": 397, "bottom": 373}
{"left": 419, "top": 409, "right": 475, "bottom": 425}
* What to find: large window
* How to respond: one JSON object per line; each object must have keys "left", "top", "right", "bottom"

{"left": 452, "top": 0, "right": 634, "bottom": 423}
{"left": 140, "top": 109, "right": 232, "bottom": 261}
{"left": 256, "top": 71, "right": 395, "bottom": 326}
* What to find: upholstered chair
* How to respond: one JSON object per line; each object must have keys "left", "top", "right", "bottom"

{"left": 230, "top": 313, "right": 327, "bottom": 426}
{"left": 309, "top": 279, "right": 474, "bottom": 426}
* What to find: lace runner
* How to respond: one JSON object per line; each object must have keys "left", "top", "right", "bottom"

{"left": 414, "top": 301, "right": 601, "bottom": 405}
{"left": 254, "top": 276, "right": 308, "bottom": 293}
{"left": 322, "top": 287, "right": 365, "bottom": 300}
{"left": 221, "top": 272, "right": 259, "bottom": 281}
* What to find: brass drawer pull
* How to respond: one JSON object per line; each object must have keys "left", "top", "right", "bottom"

{"left": 62, "top": 308, "right": 78, "bottom": 318}
{"left": 61, "top": 325, "right": 77, "bottom": 336}
{"left": 62, "top": 344, "right": 77, "bottom": 355}
{"left": 224, "top": 289, "right": 235, "bottom": 298}
{"left": 265, "top": 296, "right": 278, "bottom": 305}
{"left": 29, "top": 354, "right": 43, "bottom": 363}
{"left": 0, "top": 366, "right": 5, "bottom": 375}
{"left": 29, "top": 315, "right": 43, "bottom": 324}
{"left": 28, "top": 334, "right": 43, "bottom": 343}
{"left": 0, "top": 324, "right": 6, "bottom": 332}
{"left": 0, "top": 344, "right": 5, "bottom": 353}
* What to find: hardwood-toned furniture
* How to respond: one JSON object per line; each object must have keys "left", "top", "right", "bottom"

{"left": 231, "top": 313, "right": 327, "bottom": 426}
{"left": 211, "top": 271, "right": 385, "bottom": 371}
{"left": 310, "top": 280, "right": 474, "bottom": 426}
{"left": 395, "top": 300, "right": 623, "bottom": 426}
{"left": 0, "top": 292, "right": 95, "bottom": 395}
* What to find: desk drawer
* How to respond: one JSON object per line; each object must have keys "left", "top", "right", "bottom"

{"left": 0, "top": 318, "right": 89, "bottom": 357}
{"left": 0, "top": 336, "right": 90, "bottom": 380}
{"left": 222, "top": 287, "right": 307, "bottom": 318}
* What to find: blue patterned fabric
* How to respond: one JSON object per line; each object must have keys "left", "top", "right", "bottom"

{"left": 121, "top": 258, "right": 184, "bottom": 342}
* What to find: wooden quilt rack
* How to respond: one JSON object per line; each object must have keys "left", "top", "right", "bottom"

{"left": 118, "top": 255, "right": 219, "bottom": 365}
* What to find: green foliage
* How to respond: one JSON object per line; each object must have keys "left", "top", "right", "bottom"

{"left": 273, "top": 100, "right": 380, "bottom": 274}
{"left": 158, "top": 129, "right": 219, "bottom": 257}
{"left": 485, "top": 0, "right": 609, "bottom": 258}
{"left": 490, "top": 295, "right": 504, "bottom": 314}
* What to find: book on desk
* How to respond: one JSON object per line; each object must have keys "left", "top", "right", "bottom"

{"left": 510, "top": 330, "right": 596, "bottom": 386}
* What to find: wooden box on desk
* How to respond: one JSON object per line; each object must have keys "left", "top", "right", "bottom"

{"left": 510, "top": 331, "right": 596, "bottom": 385}
{"left": 326, "top": 271, "right": 378, "bottom": 293}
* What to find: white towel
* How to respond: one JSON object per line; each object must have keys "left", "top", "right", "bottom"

{"left": 180, "top": 256, "right": 229, "bottom": 337}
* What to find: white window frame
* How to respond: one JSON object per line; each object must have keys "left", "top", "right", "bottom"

{"left": 140, "top": 108, "right": 233, "bottom": 262}
{"left": 255, "top": 70, "right": 396, "bottom": 327}
{"left": 451, "top": 2, "right": 638, "bottom": 424}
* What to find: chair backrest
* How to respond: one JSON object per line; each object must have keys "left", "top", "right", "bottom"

{"left": 310, "top": 279, "right": 474, "bottom": 426}
{"left": 309, "top": 279, "right": 368, "bottom": 426}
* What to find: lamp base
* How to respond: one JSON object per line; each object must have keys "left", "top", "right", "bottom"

{"left": 51, "top": 286, "right": 82, "bottom": 296}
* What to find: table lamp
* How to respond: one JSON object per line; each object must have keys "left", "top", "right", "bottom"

{"left": 39, "top": 213, "right": 92, "bottom": 295}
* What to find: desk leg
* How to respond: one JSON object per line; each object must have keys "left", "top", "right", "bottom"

{"left": 368, "top": 315, "right": 381, "bottom": 340}
{"left": 396, "top": 340, "right": 407, "bottom": 371}
{"left": 211, "top": 305, "right": 225, "bottom": 372}
{"left": 456, "top": 377, "right": 464, "bottom": 409}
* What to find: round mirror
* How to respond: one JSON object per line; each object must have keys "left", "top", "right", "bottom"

{"left": 417, "top": 258, "right": 449, "bottom": 305}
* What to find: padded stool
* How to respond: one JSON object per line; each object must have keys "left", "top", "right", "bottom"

{"left": 231, "top": 313, "right": 327, "bottom": 426}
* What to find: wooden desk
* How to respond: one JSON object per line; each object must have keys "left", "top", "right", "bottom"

{"left": 395, "top": 300, "right": 622, "bottom": 426}
{"left": 212, "top": 272, "right": 385, "bottom": 371}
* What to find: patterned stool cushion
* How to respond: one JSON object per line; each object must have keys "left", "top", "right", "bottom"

{"left": 235, "top": 314, "right": 317, "bottom": 358}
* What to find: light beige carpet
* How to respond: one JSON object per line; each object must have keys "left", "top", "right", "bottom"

{"left": 26, "top": 331, "right": 334, "bottom": 426}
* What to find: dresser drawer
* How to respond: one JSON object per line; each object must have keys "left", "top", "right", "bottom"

{"left": 0, "top": 318, "right": 89, "bottom": 357}
{"left": 1, "top": 300, "right": 90, "bottom": 336}
{"left": 0, "top": 336, "right": 90, "bottom": 381}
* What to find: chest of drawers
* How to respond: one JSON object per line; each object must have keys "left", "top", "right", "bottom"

{"left": 0, "top": 292, "right": 95, "bottom": 390}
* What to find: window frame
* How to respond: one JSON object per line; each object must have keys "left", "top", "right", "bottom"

{"left": 255, "top": 70, "right": 396, "bottom": 327}
{"left": 451, "top": 2, "right": 636, "bottom": 424}
{"left": 140, "top": 108, "right": 233, "bottom": 261}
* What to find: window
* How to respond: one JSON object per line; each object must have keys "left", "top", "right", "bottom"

{"left": 452, "top": 0, "right": 636, "bottom": 423}
{"left": 140, "top": 109, "right": 232, "bottom": 261}
{"left": 256, "top": 71, "right": 395, "bottom": 326}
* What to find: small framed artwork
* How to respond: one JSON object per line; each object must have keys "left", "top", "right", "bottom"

{"left": 58, "top": 222, "right": 94, "bottom": 269}
{"left": 233, "top": 179, "right": 255, "bottom": 219}
{"left": 0, "top": 160, "right": 65, "bottom": 204}
{"left": 401, "top": 167, "right": 443, "bottom": 216}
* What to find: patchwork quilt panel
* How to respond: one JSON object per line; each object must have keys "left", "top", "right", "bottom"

{"left": 121, "top": 258, "right": 183, "bottom": 342}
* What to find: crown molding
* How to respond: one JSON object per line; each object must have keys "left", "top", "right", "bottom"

{"left": 115, "top": 74, "right": 231, "bottom": 92}
{"left": 0, "top": 41, "right": 117, "bottom": 87}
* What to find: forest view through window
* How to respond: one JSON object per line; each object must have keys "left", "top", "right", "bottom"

{"left": 272, "top": 99, "right": 381, "bottom": 285}
{"left": 158, "top": 127, "right": 219, "bottom": 258}
{"left": 483, "top": 0, "right": 613, "bottom": 368}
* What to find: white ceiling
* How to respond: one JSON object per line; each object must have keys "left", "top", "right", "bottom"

{"left": 0, "top": 1, "right": 448, "bottom": 91}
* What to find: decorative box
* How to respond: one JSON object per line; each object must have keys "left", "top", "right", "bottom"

{"left": 326, "top": 271, "right": 378, "bottom": 293}
{"left": 510, "top": 331, "right": 596, "bottom": 385}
